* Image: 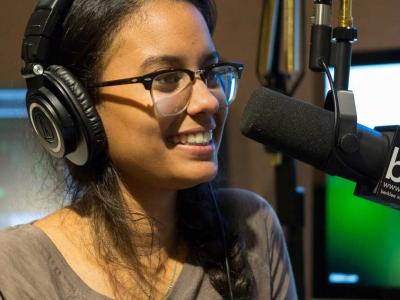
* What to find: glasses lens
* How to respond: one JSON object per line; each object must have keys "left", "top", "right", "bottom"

{"left": 151, "top": 71, "right": 192, "bottom": 116}
{"left": 206, "top": 65, "right": 239, "bottom": 106}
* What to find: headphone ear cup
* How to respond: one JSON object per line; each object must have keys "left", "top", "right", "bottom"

{"left": 43, "top": 65, "right": 107, "bottom": 166}
{"left": 26, "top": 87, "right": 78, "bottom": 159}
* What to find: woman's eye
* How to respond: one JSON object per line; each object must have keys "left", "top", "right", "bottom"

{"left": 153, "top": 71, "right": 187, "bottom": 93}
{"left": 155, "top": 72, "right": 184, "bottom": 85}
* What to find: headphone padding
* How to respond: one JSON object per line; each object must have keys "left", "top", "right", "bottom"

{"left": 46, "top": 65, "right": 106, "bottom": 158}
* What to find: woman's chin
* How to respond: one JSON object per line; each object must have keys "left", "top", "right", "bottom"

{"left": 173, "top": 163, "right": 218, "bottom": 189}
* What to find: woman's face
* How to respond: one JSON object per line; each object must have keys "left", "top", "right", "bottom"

{"left": 96, "top": 0, "right": 228, "bottom": 191}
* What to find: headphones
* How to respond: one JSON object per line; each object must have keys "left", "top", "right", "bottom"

{"left": 21, "top": 0, "right": 106, "bottom": 166}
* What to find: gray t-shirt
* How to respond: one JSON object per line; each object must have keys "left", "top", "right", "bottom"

{"left": 0, "top": 189, "right": 297, "bottom": 299}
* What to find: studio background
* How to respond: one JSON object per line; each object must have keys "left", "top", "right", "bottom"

{"left": 1, "top": 1, "right": 400, "bottom": 299}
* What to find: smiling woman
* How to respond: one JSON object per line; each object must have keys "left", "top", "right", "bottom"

{"left": 0, "top": 0, "right": 297, "bottom": 299}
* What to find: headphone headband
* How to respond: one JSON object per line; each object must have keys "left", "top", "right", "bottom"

{"left": 21, "top": 0, "right": 73, "bottom": 67}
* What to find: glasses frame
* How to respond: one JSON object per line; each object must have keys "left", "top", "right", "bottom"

{"left": 90, "top": 62, "right": 244, "bottom": 90}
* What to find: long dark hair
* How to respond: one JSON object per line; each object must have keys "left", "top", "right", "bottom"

{"left": 53, "top": 0, "right": 254, "bottom": 298}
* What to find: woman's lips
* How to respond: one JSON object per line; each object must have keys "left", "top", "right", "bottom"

{"left": 168, "top": 130, "right": 213, "bottom": 146}
{"left": 175, "top": 142, "right": 215, "bottom": 157}
{"left": 167, "top": 130, "right": 215, "bottom": 157}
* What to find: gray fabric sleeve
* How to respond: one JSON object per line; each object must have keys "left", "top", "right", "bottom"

{"left": 217, "top": 188, "right": 298, "bottom": 299}
{"left": 266, "top": 205, "right": 298, "bottom": 300}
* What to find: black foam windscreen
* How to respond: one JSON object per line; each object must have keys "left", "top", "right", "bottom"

{"left": 240, "top": 87, "right": 335, "bottom": 169}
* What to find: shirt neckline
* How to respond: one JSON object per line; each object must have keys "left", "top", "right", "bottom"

{"left": 26, "top": 223, "right": 190, "bottom": 299}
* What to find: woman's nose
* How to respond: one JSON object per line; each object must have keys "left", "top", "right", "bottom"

{"left": 186, "top": 79, "right": 220, "bottom": 116}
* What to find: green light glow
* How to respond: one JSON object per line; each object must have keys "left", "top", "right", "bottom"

{"left": 326, "top": 176, "right": 400, "bottom": 287}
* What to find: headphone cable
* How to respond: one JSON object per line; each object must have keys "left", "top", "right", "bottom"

{"left": 208, "top": 182, "right": 235, "bottom": 300}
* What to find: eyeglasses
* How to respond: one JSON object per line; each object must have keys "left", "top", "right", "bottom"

{"left": 91, "top": 62, "right": 244, "bottom": 116}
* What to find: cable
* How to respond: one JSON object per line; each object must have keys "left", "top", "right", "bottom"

{"left": 320, "top": 59, "right": 340, "bottom": 145}
{"left": 208, "top": 182, "right": 235, "bottom": 300}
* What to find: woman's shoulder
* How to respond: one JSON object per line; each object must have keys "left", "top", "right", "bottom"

{"left": 215, "top": 187, "right": 275, "bottom": 222}
{"left": 0, "top": 222, "right": 105, "bottom": 299}
{"left": 0, "top": 223, "right": 46, "bottom": 261}
{"left": 215, "top": 188, "right": 298, "bottom": 299}
{"left": 215, "top": 188, "right": 284, "bottom": 252}
{"left": 0, "top": 224, "right": 54, "bottom": 294}
{"left": 0, "top": 223, "right": 52, "bottom": 271}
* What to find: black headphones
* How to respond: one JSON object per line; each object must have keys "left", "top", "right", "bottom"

{"left": 21, "top": 0, "right": 106, "bottom": 166}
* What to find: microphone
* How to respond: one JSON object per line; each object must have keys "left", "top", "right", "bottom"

{"left": 240, "top": 87, "right": 400, "bottom": 208}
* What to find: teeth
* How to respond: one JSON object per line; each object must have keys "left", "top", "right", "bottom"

{"left": 180, "top": 134, "right": 188, "bottom": 144}
{"left": 204, "top": 131, "right": 210, "bottom": 141}
{"left": 188, "top": 134, "right": 196, "bottom": 144}
{"left": 174, "top": 131, "right": 212, "bottom": 145}
{"left": 195, "top": 133, "right": 203, "bottom": 143}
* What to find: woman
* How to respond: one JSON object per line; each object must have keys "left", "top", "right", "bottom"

{"left": 0, "top": 0, "right": 297, "bottom": 299}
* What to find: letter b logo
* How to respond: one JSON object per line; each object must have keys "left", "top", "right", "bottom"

{"left": 386, "top": 147, "right": 400, "bottom": 183}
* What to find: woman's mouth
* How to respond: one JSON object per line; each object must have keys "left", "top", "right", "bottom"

{"left": 167, "top": 130, "right": 215, "bottom": 157}
{"left": 168, "top": 130, "right": 213, "bottom": 146}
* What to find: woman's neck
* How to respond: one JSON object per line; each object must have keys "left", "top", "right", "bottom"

{"left": 117, "top": 177, "right": 179, "bottom": 251}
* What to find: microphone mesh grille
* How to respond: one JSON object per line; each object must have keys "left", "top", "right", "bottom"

{"left": 240, "top": 87, "right": 335, "bottom": 168}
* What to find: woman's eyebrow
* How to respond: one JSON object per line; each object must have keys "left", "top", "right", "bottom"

{"left": 140, "top": 55, "right": 183, "bottom": 70}
{"left": 140, "top": 51, "right": 221, "bottom": 70}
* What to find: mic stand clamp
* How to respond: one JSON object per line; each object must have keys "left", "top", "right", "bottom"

{"left": 325, "top": 89, "right": 359, "bottom": 153}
